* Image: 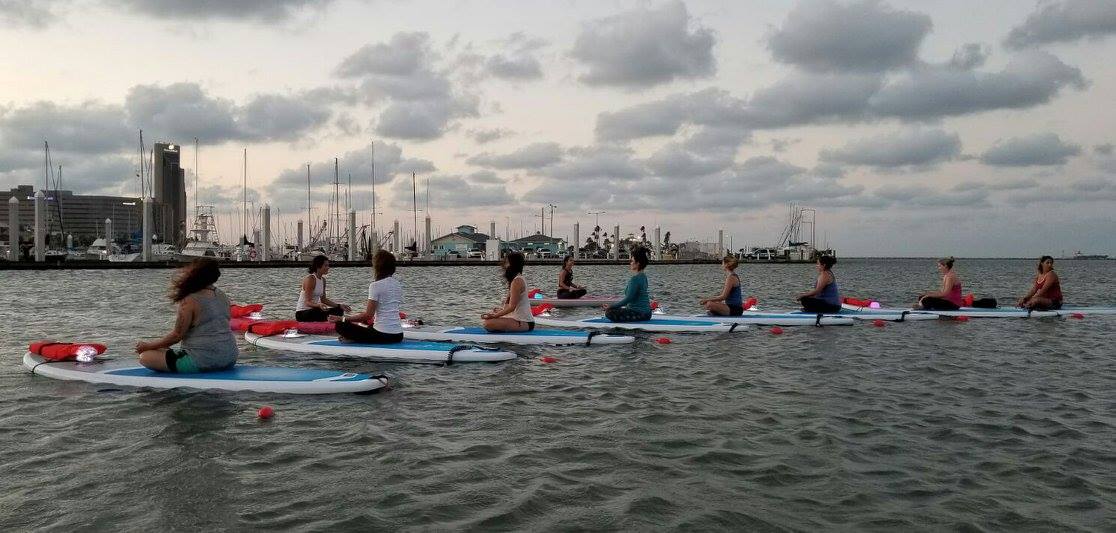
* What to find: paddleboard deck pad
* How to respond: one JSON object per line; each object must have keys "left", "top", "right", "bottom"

{"left": 245, "top": 332, "right": 516, "bottom": 364}
{"left": 529, "top": 296, "right": 622, "bottom": 307}
{"left": 402, "top": 325, "right": 633, "bottom": 345}
{"left": 533, "top": 315, "right": 744, "bottom": 332}
{"left": 840, "top": 303, "right": 1096, "bottom": 318}
{"left": 679, "top": 312, "right": 855, "bottom": 326}
{"left": 23, "top": 352, "right": 386, "bottom": 394}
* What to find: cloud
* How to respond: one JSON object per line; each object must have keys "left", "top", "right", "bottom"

{"left": 571, "top": 1, "right": 715, "bottom": 89}
{"left": 598, "top": 48, "right": 1085, "bottom": 141}
{"left": 1095, "top": 143, "right": 1114, "bottom": 155}
{"left": 466, "top": 170, "right": 504, "bottom": 184}
{"left": 1006, "top": 178, "right": 1116, "bottom": 205}
{"left": 874, "top": 184, "right": 989, "bottom": 207}
{"left": 644, "top": 141, "right": 736, "bottom": 178}
{"left": 949, "top": 43, "right": 990, "bottom": 70}
{"left": 116, "top": 0, "right": 336, "bottom": 23}
{"left": 979, "top": 132, "right": 1081, "bottom": 166}
{"left": 270, "top": 142, "right": 435, "bottom": 191}
{"left": 389, "top": 174, "right": 513, "bottom": 209}
{"left": 466, "top": 127, "right": 512, "bottom": 144}
{"left": 767, "top": 0, "right": 932, "bottom": 73}
{"left": 1005, "top": 0, "right": 1116, "bottom": 49}
{"left": 543, "top": 145, "right": 644, "bottom": 181}
{"left": 595, "top": 88, "right": 748, "bottom": 141}
{"left": 868, "top": 50, "right": 1087, "bottom": 119}
{"left": 125, "top": 83, "right": 332, "bottom": 143}
{"left": 0, "top": 0, "right": 61, "bottom": 27}
{"left": 0, "top": 101, "right": 132, "bottom": 154}
{"left": 820, "top": 128, "right": 961, "bottom": 169}
{"left": 467, "top": 142, "right": 563, "bottom": 170}
{"left": 483, "top": 33, "right": 546, "bottom": 81}
{"left": 335, "top": 32, "right": 479, "bottom": 140}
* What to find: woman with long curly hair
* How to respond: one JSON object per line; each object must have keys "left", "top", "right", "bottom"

{"left": 134, "top": 258, "right": 238, "bottom": 372}
{"left": 482, "top": 251, "right": 534, "bottom": 332}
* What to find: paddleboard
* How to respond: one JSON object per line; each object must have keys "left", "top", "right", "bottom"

{"left": 245, "top": 332, "right": 516, "bottom": 364}
{"left": 529, "top": 295, "right": 622, "bottom": 307}
{"left": 402, "top": 325, "right": 634, "bottom": 345}
{"left": 23, "top": 352, "right": 386, "bottom": 395}
{"left": 533, "top": 315, "right": 744, "bottom": 332}
{"left": 752, "top": 308, "right": 939, "bottom": 322}
{"left": 842, "top": 303, "right": 1064, "bottom": 318}
{"left": 679, "top": 312, "right": 854, "bottom": 326}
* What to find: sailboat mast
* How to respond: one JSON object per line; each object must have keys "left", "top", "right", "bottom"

{"left": 138, "top": 130, "right": 145, "bottom": 199}
{"left": 333, "top": 157, "right": 339, "bottom": 247}
{"left": 370, "top": 141, "right": 377, "bottom": 237}
{"left": 306, "top": 163, "right": 311, "bottom": 250}
{"left": 411, "top": 171, "right": 418, "bottom": 251}
{"left": 193, "top": 137, "right": 198, "bottom": 229}
{"left": 242, "top": 148, "right": 247, "bottom": 245}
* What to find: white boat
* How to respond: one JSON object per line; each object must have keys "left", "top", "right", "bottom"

{"left": 108, "top": 243, "right": 177, "bottom": 262}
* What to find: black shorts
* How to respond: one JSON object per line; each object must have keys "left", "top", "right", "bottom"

{"left": 335, "top": 321, "right": 404, "bottom": 344}
{"left": 726, "top": 304, "right": 744, "bottom": 316}
{"left": 295, "top": 306, "right": 344, "bottom": 322}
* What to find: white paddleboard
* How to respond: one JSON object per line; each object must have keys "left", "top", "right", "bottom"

{"left": 529, "top": 295, "right": 622, "bottom": 307}
{"left": 533, "top": 315, "right": 745, "bottom": 332}
{"left": 679, "top": 312, "right": 855, "bottom": 326}
{"left": 402, "top": 325, "right": 634, "bottom": 345}
{"left": 842, "top": 303, "right": 1063, "bottom": 319}
{"left": 23, "top": 352, "right": 386, "bottom": 395}
{"left": 769, "top": 307, "right": 939, "bottom": 321}
{"left": 245, "top": 332, "right": 516, "bottom": 364}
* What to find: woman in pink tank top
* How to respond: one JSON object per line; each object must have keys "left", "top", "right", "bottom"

{"left": 915, "top": 257, "right": 963, "bottom": 311}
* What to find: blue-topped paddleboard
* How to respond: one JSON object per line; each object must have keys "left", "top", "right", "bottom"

{"left": 23, "top": 352, "right": 386, "bottom": 394}
{"left": 245, "top": 332, "right": 516, "bottom": 363}
{"left": 402, "top": 325, "right": 634, "bottom": 345}
{"left": 533, "top": 315, "right": 743, "bottom": 332}
{"left": 674, "top": 312, "right": 854, "bottom": 326}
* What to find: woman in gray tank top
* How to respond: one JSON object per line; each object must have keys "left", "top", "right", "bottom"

{"left": 135, "top": 258, "right": 239, "bottom": 373}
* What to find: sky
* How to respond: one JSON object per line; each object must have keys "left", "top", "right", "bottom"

{"left": 1, "top": 0, "right": 1115, "bottom": 256}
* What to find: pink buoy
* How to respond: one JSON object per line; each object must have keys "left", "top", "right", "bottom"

{"left": 655, "top": 337, "right": 672, "bottom": 344}
{"left": 540, "top": 356, "right": 558, "bottom": 364}
{"left": 872, "top": 319, "right": 885, "bottom": 328}
{"left": 770, "top": 326, "right": 783, "bottom": 335}
{"left": 257, "top": 406, "right": 275, "bottom": 419}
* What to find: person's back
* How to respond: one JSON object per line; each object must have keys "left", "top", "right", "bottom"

{"left": 180, "top": 288, "right": 238, "bottom": 370}
{"left": 818, "top": 273, "right": 840, "bottom": 307}
{"left": 370, "top": 276, "right": 404, "bottom": 334}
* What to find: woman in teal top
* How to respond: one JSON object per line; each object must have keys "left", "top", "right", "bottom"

{"left": 606, "top": 247, "right": 652, "bottom": 322}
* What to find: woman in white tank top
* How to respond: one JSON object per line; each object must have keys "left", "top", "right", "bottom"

{"left": 295, "top": 256, "right": 350, "bottom": 322}
{"left": 482, "top": 252, "right": 535, "bottom": 332}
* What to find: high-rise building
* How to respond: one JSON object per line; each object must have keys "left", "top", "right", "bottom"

{"left": 152, "top": 142, "right": 187, "bottom": 245}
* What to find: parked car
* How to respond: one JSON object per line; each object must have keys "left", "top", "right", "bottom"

{"left": 467, "top": 250, "right": 483, "bottom": 259}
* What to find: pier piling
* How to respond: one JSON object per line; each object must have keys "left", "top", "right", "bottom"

{"left": 8, "top": 196, "right": 18, "bottom": 260}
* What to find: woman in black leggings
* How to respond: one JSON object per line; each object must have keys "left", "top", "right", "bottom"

{"left": 556, "top": 255, "right": 588, "bottom": 299}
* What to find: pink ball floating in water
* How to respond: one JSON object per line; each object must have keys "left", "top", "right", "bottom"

{"left": 655, "top": 337, "right": 672, "bottom": 344}
{"left": 770, "top": 326, "right": 783, "bottom": 335}
{"left": 954, "top": 316, "right": 970, "bottom": 322}
{"left": 257, "top": 406, "right": 275, "bottom": 419}
{"left": 1070, "top": 313, "right": 1084, "bottom": 320}
{"left": 540, "top": 356, "right": 558, "bottom": 364}
{"left": 872, "top": 319, "right": 886, "bottom": 328}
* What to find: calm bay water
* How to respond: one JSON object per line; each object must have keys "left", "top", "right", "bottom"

{"left": 1, "top": 258, "right": 1114, "bottom": 531}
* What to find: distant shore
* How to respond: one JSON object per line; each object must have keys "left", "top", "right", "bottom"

{"left": 0, "top": 256, "right": 1108, "bottom": 270}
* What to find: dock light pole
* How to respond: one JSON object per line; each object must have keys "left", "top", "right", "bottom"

{"left": 8, "top": 196, "right": 19, "bottom": 261}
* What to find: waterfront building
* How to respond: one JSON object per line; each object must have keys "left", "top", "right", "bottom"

{"left": 511, "top": 233, "right": 566, "bottom": 257}
{"left": 431, "top": 225, "right": 491, "bottom": 258}
{"left": 152, "top": 142, "right": 187, "bottom": 246}
{"left": 0, "top": 185, "right": 142, "bottom": 248}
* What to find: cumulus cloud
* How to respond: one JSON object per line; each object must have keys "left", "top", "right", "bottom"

{"left": 979, "top": 132, "right": 1081, "bottom": 166}
{"left": 125, "top": 83, "right": 332, "bottom": 143}
{"left": 595, "top": 88, "right": 748, "bottom": 141}
{"left": 483, "top": 33, "right": 546, "bottom": 81}
{"left": 820, "top": 128, "right": 961, "bottom": 169}
{"left": 949, "top": 43, "right": 990, "bottom": 70}
{"left": 868, "top": 50, "right": 1087, "bottom": 119}
{"left": 467, "top": 142, "right": 563, "bottom": 170}
{"left": 767, "top": 0, "right": 932, "bottom": 72}
{"left": 335, "top": 32, "right": 479, "bottom": 140}
{"left": 571, "top": 1, "right": 715, "bottom": 88}
{"left": 116, "top": 0, "right": 336, "bottom": 23}
{"left": 389, "top": 174, "right": 513, "bottom": 209}
{"left": 0, "top": 101, "right": 132, "bottom": 154}
{"left": 270, "top": 142, "right": 435, "bottom": 192}
{"left": 544, "top": 145, "right": 645, "bottom": 181}
{"left": 1005, "top": 0, "right": 1116, "bottom": 49}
